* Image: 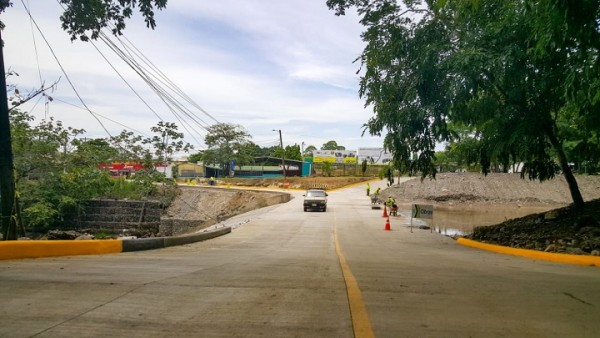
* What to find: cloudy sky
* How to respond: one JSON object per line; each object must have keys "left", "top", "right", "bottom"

{"left": 4, "top": 1, "right": 385, "bottom": 156}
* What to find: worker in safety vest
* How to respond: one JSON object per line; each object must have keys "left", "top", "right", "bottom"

{"left": 386, "top": 196, "right": 398, "bottom": 216}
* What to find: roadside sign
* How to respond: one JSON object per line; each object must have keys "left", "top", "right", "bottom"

{"left": 410, "top": 204, "right": 434, "bottom": 233}
{"left": 412, "top": 204, "right": 433, "bottom": 219}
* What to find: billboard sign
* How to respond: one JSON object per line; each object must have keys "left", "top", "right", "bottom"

{"left": 313, "top": 150, "right": 357, "bottom": 163}
{"left": 357, "top": 148, "right": 393, "bottom": 165}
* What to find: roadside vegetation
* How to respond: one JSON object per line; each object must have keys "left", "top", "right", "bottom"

{"left": 328, "top": 0, "right": 600, "bottom": 253}
{"left": 7, "top": 109, "right": 180, "bottom": 236}
{"left": 328, "top": 0, "right": 600, "bottom": 211}
{"left": 4, "top": 108, "right": 368, "bottom": 238}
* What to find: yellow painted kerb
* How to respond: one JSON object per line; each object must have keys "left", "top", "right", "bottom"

{"left": 0, "top": 240, "right": 123, "bottom": 260}
{"left": 457, "top": 238, "right": 600, "bottom": 267}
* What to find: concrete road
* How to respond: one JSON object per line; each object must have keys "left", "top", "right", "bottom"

{"left": 1, "top": 181, "right": 599, "bottom": 337}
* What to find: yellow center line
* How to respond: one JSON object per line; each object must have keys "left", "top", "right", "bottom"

{"left": 334, "top": 211, "right": 375, "bottom": 338}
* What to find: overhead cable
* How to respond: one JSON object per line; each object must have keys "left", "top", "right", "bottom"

{"left": 20, "top": 0, "right": 114, "bottom": 138}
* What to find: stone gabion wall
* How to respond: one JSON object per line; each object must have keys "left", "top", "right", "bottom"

{"left": 69, "top": 200, "right": 163, "bottom": 233}
{"left": 159, "top": 219, "right": 217, "bottom": 237}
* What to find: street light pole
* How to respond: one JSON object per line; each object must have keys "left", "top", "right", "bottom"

{"left": 273, "top": 129, "right": 286, "bottom": 180}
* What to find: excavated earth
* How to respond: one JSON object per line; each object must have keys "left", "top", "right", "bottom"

{"left": 381, "top": 173, "right": 600, "bottom": 256}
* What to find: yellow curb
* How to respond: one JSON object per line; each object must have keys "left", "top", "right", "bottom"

{"left": 0, "top": 240, "right": 122, "bottom": 260}
{"left": 457, "top": 238, "right": 600, "bottom": 267}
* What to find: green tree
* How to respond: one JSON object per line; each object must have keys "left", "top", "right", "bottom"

{"left": 321, "top": 161, "right": 333, "bottom": 177}
{"left": 327, "top": 0, "right": 598, "bottom": 209}
{"left": 1, "top": 0, "right": 169, "bottom": 240}
{"left": 202, "top": 123, "right": 252, "bottom": 176}
{"left": 304, "top": 145, "right": 317, "bottom": 156}
{"left": 10, "top": 112, "right": 175, "bottom": 230}
{"left": 109, "top": 130, "right": 149, "bottom": 163}
{"left": 233, "top": 141, "right": 269, "bottom": 166}
{"left": 58, "top": 0, "right": 168, "bottom": 41}
{"left": 241, "top": 142, "right": 275, "bottom": 160}
{"left": 70, "top": 138, "right": 119, "bottom": 167}
{"left": 10, "top": 110, "right": 58, "bottom": 182}
{"left": 144, "top": 121, "right": 192, "bottom": 163}
{"left": 10, "top": 110, "right": 84, "bottom": 181}
{"left": 361, "top": 159, "right": 368, "bottom": 176}
{"left": 187, "top": 151, "right": 204, "bottom": 164}
{"left": 321, "top": 140, "right": 345, "bottom": 150}
{"left": 37, "top": 117, "right": 85, "bottom": 171}
{"left": 559, "top": 103, "right": 600, "bottom": 173}
{"left": 273, "top": 144, "right": 302, "bottom": 161}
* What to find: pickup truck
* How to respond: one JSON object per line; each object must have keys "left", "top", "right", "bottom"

{"left": 303, "top": 189, "right": 328, "bottom": 212}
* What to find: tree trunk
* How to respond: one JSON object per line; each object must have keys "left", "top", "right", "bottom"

{"left": 548, "top": 132, "right": 585, "bottom": 210}
{"left": 0, "top": 30, "right": 17, "bottom": 240}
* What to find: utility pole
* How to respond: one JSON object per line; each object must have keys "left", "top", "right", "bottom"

{"left": 0, "top": 29, "right": 17, "bottom": 240}
{"left": 274, "top": 129, "right": 286, "bottom": 180}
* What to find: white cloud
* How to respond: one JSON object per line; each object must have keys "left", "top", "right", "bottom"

{"left": 4, "top": 1, "right": 384, "bottom": 153}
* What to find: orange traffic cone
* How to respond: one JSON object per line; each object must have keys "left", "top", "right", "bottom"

{"left": 384, "top": 217, "right": 391, "bottom": 231}
{"left": 382, "top": 205, "right": 388, "bottom": 218}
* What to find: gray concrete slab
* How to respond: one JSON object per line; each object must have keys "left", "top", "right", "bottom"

{"left": 1, "top": 180, "right": 599, "bottom": 337}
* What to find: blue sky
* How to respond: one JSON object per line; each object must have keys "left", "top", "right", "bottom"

{"left": 4, "top": 1, "right": 386, "bottom": 157}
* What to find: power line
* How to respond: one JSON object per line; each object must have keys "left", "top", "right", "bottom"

{"left": 27, "top": 1, "right": 224, "bottom": 153}
{"left": 97, "top": 32, "right": 208, "bottom": 148}
{"left": 112, "top": 32, "right": 220, "bottom": 124}
{"left": 89, "top": 38, "right": 165, "bottom": 122}
{"left": 50, "top": 97, "right": 150, "bottom": 137}
{"left": 25, "top": 0, "right": 43, "bottom": 86}
{"left": 20, "top": 0, "right": 113, "bottom": 139}
{"left": 98, "top": 33, "right": 211, "bottom": 138}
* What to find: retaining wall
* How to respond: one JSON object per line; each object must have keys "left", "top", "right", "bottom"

{"left": 66, "top": 200, "right": 162, "bottom": 233}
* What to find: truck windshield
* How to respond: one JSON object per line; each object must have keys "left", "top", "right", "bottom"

{"left": 306, "top": 191, "right": 325, "bottom": 197}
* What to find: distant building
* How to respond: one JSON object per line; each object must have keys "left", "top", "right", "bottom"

{"left": 178, "top": 162, "right": 204, "bottom": 178}
{"left": 98, "top": 163, "right": 173, "bottom": 179}
{"left": 238, "top": 157, "right": 304, "bottom": 177}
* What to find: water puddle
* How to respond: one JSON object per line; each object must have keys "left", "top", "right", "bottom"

{"left": 399, "top": 203, "right": 565, "bottom": 236}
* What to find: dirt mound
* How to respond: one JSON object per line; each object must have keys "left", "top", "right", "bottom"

{"left": 468, "top": 199, "right": 600, "bottom": 255}
{"left": 384, "top": 172, "right": 600, "bottom": 205}
{"left": 162, "top": 187, "right": 290, "bottom": 235}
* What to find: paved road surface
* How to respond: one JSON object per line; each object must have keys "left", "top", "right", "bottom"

{"left": 1, "top": 181, "right": 599, "bottom": 337}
